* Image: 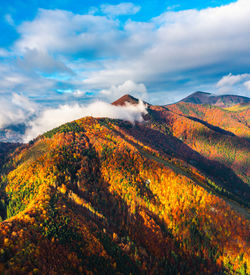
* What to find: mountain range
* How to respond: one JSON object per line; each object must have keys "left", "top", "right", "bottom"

{"left": 1, "top": 91, "right": 249, "bottom": 144}
{"left": 0, "top": 92, "right": 249, "bottom": 274}
{"left": 179, "top": 91, "right": 250, "bottom": 107}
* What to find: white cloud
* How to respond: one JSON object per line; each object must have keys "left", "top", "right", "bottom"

{"left": 73, "top": 89, "right": 85, "bottom": 97}
{"left": 216, "top": 73, "right": 250, "bottom": 88}
{"left": 100, "top": 80, "right": 147, "bottom": 100}
{"left": 12, "top": 93, "right": 36, "bottom": 113}
{"left": 0, "top": 94, "right": 36, "bottom": 128}
{"left": 0, "top": 67, "right": 56, "bottom": 94}
{"left": 216, "top": 73, "right": 250, "bottom": 95}
{"left": 101, "top": 3, "right": 141, "bottom": 16}
{"left": 244, "top": 80, "right": 250, "bottom": 91}
{"left": 23, "top": 100, "right": 147, "bottom": 142}
{"left": 75, "top": 0, "right": 250, "bottom": 98}
{"left": 15, "top": 9, "right": 121, "bottom": 56}
{"left": 217, "top": 73, "right": 250, "bottom": 88}
{"left": 17, "top": 49, "right": 73, "bottom": 74}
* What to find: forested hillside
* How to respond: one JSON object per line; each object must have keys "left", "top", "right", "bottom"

{"left": 0, "top": 96, "right": 249, "bottom": 274}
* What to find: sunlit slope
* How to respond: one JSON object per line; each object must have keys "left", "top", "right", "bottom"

{"left": 0, "top": 117, "right": 249, "bottom": 274}
{"left": 163, "top": 103, "right": 250, "bottom": 185}
{"left": 167, "top": 102, "right": 250, "bottom": 137}
{"left": 224, "top": 102, "right": 250, "bottom": 112}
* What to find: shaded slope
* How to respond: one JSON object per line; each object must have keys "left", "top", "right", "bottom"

{"left": 0, "top": 142, "right": 20, "bottom": 170}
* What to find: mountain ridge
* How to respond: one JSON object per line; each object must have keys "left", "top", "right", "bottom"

{"left": 0, "top": 91, "right": 249, "bottom": 143}
{"left": 179, "top": 91, "right": 250, "bottom": 107}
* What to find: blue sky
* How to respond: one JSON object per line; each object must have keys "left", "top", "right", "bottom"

{"left": 0, "top": 0, "right": 249, "bottom": 118}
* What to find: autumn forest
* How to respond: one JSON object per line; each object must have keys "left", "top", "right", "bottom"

{"left": 0, "top": 95, "right": 249, "bottom": 274}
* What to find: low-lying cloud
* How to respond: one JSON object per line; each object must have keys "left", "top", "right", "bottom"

{"left": 0, "top": 93, "right": 36, "bottom": 128}
{"left": 23, "top": 100, "right": 147, "bottom": 142}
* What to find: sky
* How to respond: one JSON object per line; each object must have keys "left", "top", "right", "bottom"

{"left": 0, "top": 0, "right": 250, "bottom": 134}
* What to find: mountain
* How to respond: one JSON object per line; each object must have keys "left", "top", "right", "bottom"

{"left": 224, "top": 102, "right": 250, "bottom": 112}
{"left": 0, "top": 95, "right": 249, "bottom": 274}
{"left": 0, "top": 142, "right": 20, "bottom": 170}
{"left": 112, "top": 94, "right": 149, "bottom": 107}
{"left": 112, "top": 94, "right": 140, "bottom": 106}
{"left": 180, "top": 91, "right": 250, "bottom": 107}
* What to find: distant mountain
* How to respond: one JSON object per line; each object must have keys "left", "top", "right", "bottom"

{"left": 180, "top": 91, "right": 250, "bottom": 107}
{"left": 0, "top": 94, "right": 249, "bottom": 274}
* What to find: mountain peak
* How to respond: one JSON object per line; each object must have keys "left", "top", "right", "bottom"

{"left": 112, "top": 94, "right": 139, "bottom": 106}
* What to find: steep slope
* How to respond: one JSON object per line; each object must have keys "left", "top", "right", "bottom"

{"left": 112, "top": 94, "right": 250, "bottom": 188}
{"left": 167, "top": 101, "right": 250, "bottom": 137}
{"left": 180, "top": 91, "right": 250, "bottom": 107}
{"left": 164, "top": 102, "right": 250, "bottom": 186}
{"left": 0, "top": 142, "right": 20, "bottom": 170}
{"left": 0, "top": 112, "right": 249, "bottom": 274}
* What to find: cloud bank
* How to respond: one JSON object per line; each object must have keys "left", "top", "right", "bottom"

{"left": 23, "top": 100, "right": 147, "bottom": 142}
{"left": 0, "top": 93, "right": 36, "bottom": 128}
